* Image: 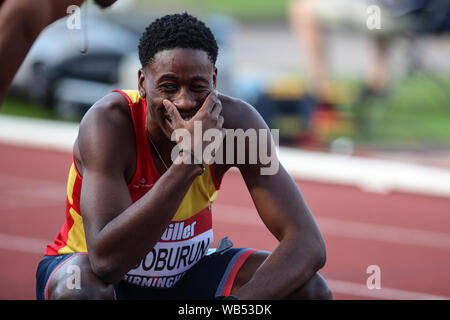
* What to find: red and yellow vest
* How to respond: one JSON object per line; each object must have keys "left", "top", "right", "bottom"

{"left": 45, "top": 90, "right": 221, "bottom": 288}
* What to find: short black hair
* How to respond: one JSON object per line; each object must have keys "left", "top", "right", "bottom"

{"left": 138, "top": 12, "right": 219, "bottom": 67}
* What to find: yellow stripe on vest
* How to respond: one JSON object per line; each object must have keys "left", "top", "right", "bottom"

{"left": 58, "top": 208, "right": 87, "bottom": 254}
{"left": 122, "top": 90, "right": 142, "bottom": 104}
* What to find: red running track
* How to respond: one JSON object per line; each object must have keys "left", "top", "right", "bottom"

{"left": 1, "top": 143, "right": 449, "bottom": 300}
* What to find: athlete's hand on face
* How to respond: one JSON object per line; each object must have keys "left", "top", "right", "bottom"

{"left": 162, "top": 90, "right": 225, "bottom": 164}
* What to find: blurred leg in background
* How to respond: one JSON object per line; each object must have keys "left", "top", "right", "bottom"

{"left": 288, "top": 0, "right": 377, "bottom": 146}
{"left": 0, "top": 0, "right": 117, "bottom": 106}
{"left": 287, "top": 0, "right": 446, "bottom": 146}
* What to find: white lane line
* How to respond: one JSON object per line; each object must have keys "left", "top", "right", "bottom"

{"left": 0, "top": 115, "right": 78, "bottom": 152}
{"left": 327, "top": 279, "right": 450, "bottom": 300}
{"left": 0, "top": 174, "right": 66, "bottom": 187}
{"left": 0, "top": 197, "right": 61, "bottom": 210}
{"left": 318, "top": 217, "right": 450, "bottom": 250}
{"left": 213, "top": 204, "right": 450, "bottom": 250}
{"left": 0, "top": 186, "right": 65, "bottom": 203}
{"left": 1, "top": 232, "right": 448, "bottom": 300}
{"left": 0, "top": 233, "right": 49, "bottom": 255}
{"left": 280, "top": 147, "right": 450, "bottom": 198}
{"left": 0, "top": 174, "right": 66, "bottom": 209}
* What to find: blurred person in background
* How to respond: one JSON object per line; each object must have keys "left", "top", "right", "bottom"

{"left": 0, "top": 0, "right": 117, "bottom": 106}
{"left": 289, "top": 0, "right": 450, "bottom": 138}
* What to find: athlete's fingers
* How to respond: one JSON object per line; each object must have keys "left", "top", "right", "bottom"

{"left": 209, "top": 90, "right": 222, "bottom": 115}
{"left": 164, "top": 118, "right": 174, "bottom": 131}
{"left": 196, "top": 90, "right": 218, "bottom": 118}
{"left": 217, "top": 115, "right": 224, "bottom": 128}
{"left": 210, "top": 96, "right": 222, "bottom": 119}
{"left": 163, "top": 99, "right": 184, "bottom": 127}
{"left": 221, "top": 128, "right": 227, "bottom": 139}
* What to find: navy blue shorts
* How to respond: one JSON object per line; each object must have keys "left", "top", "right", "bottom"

{"left": 36, "top": 252, "right": 88, "bottom": 300}
{"left": 36, "top": 248, "right": 258, "bottom": 300}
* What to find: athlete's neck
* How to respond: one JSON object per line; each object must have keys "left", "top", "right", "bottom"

{"left": 146, "top": 123, "right": 176, "bottom": 163}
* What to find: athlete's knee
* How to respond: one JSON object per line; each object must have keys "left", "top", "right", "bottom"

{"left": 47, "top": 254, "right": 115, "bottom": 300}
{"left": 303, "top": 273, "right": 333, "bottom": 300}
{"left": 231, "top": 250, "right": 270, "bottom": 294}
{"left": 49, "top": 280, "right": 115, "bottom": 300}
{"left": 290, "top": 273, "right": 333, "bottom": 300}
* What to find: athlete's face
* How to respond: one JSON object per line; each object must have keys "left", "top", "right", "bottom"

{"left": 138, "top": 48, "right": 217, "bottom": 139}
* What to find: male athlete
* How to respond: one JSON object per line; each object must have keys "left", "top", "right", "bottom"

{"left": 36, "top": 13, "right": 332, "bottom": 300}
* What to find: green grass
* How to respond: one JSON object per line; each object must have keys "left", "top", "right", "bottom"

{"left": 0, "top": 98, "right": 56, "bottom": 120}
{"left": 136, "top": 0, "right": 289, "bottom": 21}
{"left": 336, "top": 76, "right": 450, "bottom": 148}
{"left": 0, "top": 97, "right": 82, "bottom": 123}
{"left": 192, "top": 0, "right": 289, "bottom": 21}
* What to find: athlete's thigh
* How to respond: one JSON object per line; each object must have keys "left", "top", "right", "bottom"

{"left": 230, "top": 250, "right": 270, "bottom": 295}
{"left": 150, "top": 248, "right": 263, "bottom": 299}
{"left": 230, "top": 251, "right": 331, "bottom": 299}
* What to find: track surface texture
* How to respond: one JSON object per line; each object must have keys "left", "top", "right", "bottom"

{"left": 1, "top": 143, "right": 449, "bottom": 300}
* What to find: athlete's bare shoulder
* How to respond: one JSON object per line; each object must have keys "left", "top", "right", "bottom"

{"left": 214, "top": 93, "right": 272, "bottom": 179}
{"left": 74, "top": 91, "right": 136, "bottom": 179}
{"left": 219, "top": 93, "right": 268, "bottom": 131}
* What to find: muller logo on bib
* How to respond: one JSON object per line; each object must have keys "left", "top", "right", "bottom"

{"left": 161, "top": 221, "right": 197, "bottom": 241}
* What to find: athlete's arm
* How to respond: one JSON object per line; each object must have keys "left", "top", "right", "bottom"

{"left": 0, "top": 0, "right": 116, "bottom": 105}
{"left": 0, "top": 0, "right": 80, "bottom": 104}
{"left": 225, "top": 98, "right": 326, "bottom": 299}
{"left": 77, "top": 93, "right": 202, "bottom": 284}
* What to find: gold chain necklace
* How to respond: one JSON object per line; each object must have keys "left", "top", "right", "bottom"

{"left": 147, "top": 134, "right": 169, "bottom": 171}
